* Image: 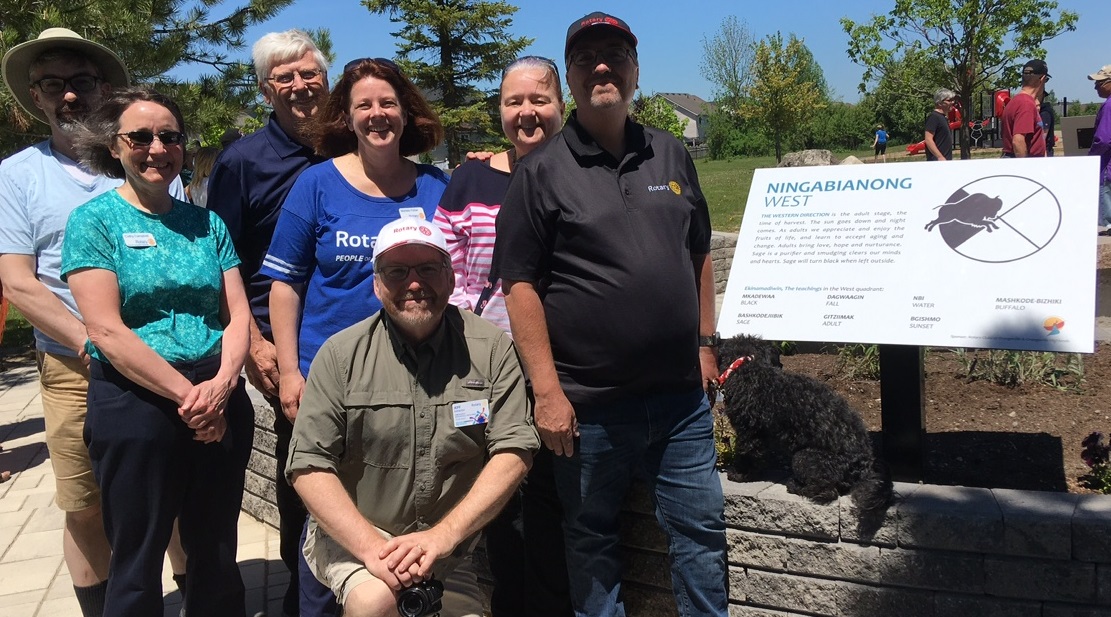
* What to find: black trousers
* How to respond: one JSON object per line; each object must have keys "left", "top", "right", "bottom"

{"left": 485, "top": 447, "right": 574, "bottom": 617}
{"left": 86, "top": 356, "right": 253, "bottom": 617}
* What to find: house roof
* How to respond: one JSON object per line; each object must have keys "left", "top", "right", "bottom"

{"left": 658, "top": 93, "right": 711, "bottom": 117}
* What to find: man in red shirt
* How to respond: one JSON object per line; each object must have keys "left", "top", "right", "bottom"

{"left": 1001, "top": 59, "right": 1051, "bottom": 157}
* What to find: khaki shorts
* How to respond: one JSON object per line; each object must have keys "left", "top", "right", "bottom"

{"left": 303, "top": 519, "right": 483, "bottom": 616}
{"left": 37, "top": 351, "right": 99, "bottom": 511}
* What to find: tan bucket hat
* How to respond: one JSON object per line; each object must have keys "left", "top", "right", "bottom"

{"left": 2, "top": 27, "right": 130, "bottom": 124}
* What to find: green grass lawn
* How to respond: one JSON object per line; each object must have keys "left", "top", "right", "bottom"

{"left": 1, "top": 303, "right": 33, "bottom": 352}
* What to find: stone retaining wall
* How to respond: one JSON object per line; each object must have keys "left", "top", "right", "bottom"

{"left": 621, "top": 477, "right": 1111, "bottom": 617}
{"left": 711, "top": 231, "right": 738, "bottom": 295}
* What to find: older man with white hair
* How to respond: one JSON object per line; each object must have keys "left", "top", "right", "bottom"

{"left": 207, "top": 29, "right": 333, "bottom": 617}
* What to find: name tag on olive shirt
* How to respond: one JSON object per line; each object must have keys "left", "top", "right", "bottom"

{"left": 453, "top": 399, "right": 489, "bottom": 427}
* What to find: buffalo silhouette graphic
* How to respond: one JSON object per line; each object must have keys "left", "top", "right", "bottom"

{"left": 924, "top": 193, "right": 1003, "bottom": 233}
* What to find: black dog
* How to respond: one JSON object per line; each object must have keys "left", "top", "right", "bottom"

{"left": 715, "top": 335, "right": 893, "bottom": 513}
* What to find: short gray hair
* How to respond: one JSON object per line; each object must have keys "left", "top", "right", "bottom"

{"left": 934, "top": 89, "right": 957, "bottom": 105}
{"left": 252, "top": 29, "right": 327, "bottom": 85}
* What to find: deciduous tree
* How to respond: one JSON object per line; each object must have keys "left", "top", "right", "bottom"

{"left": 630, "top": 93, "right": 685, "bottom": 142}
{"left": 842, "top": 0, "right": 1078, "bottom": 159}
{"left": 741, "top": 32, "right": 824, "bottom": 162}
{"left": 364, "top": 0, "right": 531, "bottom": 166}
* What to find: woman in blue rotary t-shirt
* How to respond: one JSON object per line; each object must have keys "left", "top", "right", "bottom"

{"left": 62, "top": 88, "right": 252, "bottom": 617}
{"left": 261, "top": 58, "right": 448, "bottom": 423}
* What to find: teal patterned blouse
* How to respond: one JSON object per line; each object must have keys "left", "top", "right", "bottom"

{"left": 61, "top": 190, "right": 240, "bottom": 363}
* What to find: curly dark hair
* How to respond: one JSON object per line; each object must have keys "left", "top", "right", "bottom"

{"left": 312, "top": 58, "right": 443, "bottom": 158}
{"left": 74, "top": 87, "right": 185, "bottom": 179}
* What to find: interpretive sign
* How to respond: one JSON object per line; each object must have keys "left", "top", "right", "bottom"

{"left": 718, "top": 156, "right": 1099, "bottom": 353}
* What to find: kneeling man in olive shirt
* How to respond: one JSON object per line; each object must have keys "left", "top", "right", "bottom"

{"left": 287, "top": 218, "right": 538, "bottom": 617}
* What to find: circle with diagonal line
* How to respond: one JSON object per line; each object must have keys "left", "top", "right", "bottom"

{"left": 924, "top": 174, "right": 1061, "bottom": 263}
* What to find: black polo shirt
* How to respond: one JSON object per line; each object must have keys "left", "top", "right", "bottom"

{"left": 492, "top": 111, "right": 711, "bottom": 405}
{"left": 208, "top": 113, "right": 325, "bottom": 339}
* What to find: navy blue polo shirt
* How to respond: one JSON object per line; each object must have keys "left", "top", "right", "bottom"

{"left": 492, "top": 111, "right": 712, "bottom": 405}
{"left": 208, "top": 114, "right": 325, "bottom": 339}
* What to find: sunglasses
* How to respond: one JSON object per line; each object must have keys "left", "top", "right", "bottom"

{"left": 32, "top": 74, "right": 101, "bottom": 94}
{"left": 375, "top": 261, "right": 447, "bottom": 282}
{"left": 266, "top": 68, "right": 324, "bottom": 86}
{"left": 343, "top": 57, "right": 402, "bottom": 76}
{"left": 115, "top": 130, "right": 186, "bottom": 147}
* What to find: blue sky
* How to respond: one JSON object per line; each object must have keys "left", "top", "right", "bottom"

{"left": 177, "top": 0, "right": 1111, "bottom": 107}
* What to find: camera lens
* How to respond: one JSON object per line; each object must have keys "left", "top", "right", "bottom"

{"left": 398, "top": 591, "right": 424, "bottom": 617}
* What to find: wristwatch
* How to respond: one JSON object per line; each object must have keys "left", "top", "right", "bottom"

{"left": 698, "top": 332, "right": 721, "bottom": 347}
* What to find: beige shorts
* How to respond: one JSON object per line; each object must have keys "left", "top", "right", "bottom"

{"left": 37, "top": 351, "right": 99, "bottom": 511}
{"left": 303, "top": 519, "right": 483, "bottom": 616}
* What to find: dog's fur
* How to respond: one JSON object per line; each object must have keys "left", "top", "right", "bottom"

{"left": 715, "top": 335, "right": 893, "bottom": 513}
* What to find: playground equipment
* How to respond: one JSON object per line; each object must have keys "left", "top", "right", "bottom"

{"left": 905, "top": 89, "right": 1011, "bottom": 155}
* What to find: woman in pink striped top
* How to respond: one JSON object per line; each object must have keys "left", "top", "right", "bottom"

{"left": 433, "top": 56, "right": 565, "bottom": 333}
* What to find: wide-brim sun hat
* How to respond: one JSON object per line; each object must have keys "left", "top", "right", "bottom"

{"left": 2, "top": 27, "right": 130, "bottom": 124}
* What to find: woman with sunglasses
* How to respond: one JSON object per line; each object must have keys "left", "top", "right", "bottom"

{"left": 432, "top": 55, "right": 571, "bottom": 617}
{"left": 262, "top": 57, "right": 446, "bottom": 430}
{"left": 60, "top": 87, "right": 253, "bottom": 617}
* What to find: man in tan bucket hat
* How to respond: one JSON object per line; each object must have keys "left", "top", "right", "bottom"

{"left": 0, "top": 28, "right": 182, "bottom": 617}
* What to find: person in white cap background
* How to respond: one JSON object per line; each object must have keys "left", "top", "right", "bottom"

{"left": 286, "top": 218, "right": 538, "bottom": 617}
{"left": 0, "top": 27, "right": 185, "bottom": 617}
{"left": 1089, "top": 64, "right": 1111, "bottom": 231}
{"left": 492, "top": 11, "right": 728, "bottom": 617}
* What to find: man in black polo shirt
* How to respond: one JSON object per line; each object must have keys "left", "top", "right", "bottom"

{"left": 492, "top": 12, "right": 727, "bottom": 617}
{"left": 207, "top": 29, "right": 333, "bottom": 617}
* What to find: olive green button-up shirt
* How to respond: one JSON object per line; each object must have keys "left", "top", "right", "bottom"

{"left": 287, "top": 305, "right": 538, "bottom": 538}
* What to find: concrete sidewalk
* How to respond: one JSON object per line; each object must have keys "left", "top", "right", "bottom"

{"left": 0, "top": 362, "right": 289, "bottom": 617}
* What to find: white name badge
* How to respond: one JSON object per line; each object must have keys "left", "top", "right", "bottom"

{"left": 452, "top": 399, "right": 489, "bottom": 427}
{"left": 123, "top": 233, "right": 157, "bottom": 248}
{"left": 398, "top": 207, "right": 425, "bottom": 220}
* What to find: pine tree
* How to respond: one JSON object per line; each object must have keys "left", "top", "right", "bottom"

{"left": 0, "top": 0, "right": 299, "bottom": 152}
{"left": 363, "top": 0, "right": 531, "bottom": 167}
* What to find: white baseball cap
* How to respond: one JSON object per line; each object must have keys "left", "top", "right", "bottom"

{"left": 373, "top": 218, "right": 449, "bottom": 265}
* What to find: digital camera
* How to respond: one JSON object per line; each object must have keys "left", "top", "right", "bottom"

{"left": 397, "top": 578, "right": 444, "bottom": 617}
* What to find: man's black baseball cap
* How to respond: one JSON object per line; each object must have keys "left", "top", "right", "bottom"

{"left": 1022, "top": 58, "right": 1051, "bottom": 78}
{"left": 565, "top": 12, "right": 638, "bottom": 59}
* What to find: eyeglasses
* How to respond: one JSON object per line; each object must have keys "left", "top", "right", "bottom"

{"left": 266, "top": 69, "right": 324, "bottom": 86}
{"left": 375, "top": 261, "right": 447, "bottom": 282}
{"left": 568, "top": 47, "right": 634, "bottom": 68}
{"left": 115, "top": 130, "right": 186, "bottom": 147}
{"left": 343, "top": 57, "right": 402, "bottom": 76}
{"left": 1097, "top": 79, "right": 1110, "bottom": 87}
{"left": 32, "top": 74, "right": 101, "bottom": 94}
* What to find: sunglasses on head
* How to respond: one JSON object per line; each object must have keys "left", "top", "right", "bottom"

{"left": 343, "top": 57, "right": 402, "bottom": 75}
{"left": 115, "top": 130, "right": 185, "bottom": 147}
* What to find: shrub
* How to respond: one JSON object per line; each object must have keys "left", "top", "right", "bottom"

{"left": 1080, "top": 432, "right": 1111, "bottom": 493}
{"left": 954, "top": 349, "right": 1085, "bottom": 390}
{"left": 836, "top": 344, "right": 881, "bottom": 380}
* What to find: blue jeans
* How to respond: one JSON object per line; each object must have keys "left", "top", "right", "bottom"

{"left": 552, "top": 388, "right": 728, "bottom": 617}
{"left": 1099, "top": 182, "right": 1111, "bottom": 228}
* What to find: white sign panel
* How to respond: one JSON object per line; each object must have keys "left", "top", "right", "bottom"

{"left": 718, "top": 157, "right": 1099, "bottom": 353}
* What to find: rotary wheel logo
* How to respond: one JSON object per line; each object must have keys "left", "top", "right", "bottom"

{"left": 923, "top": 175, "right": 1060, "bottom": 263}
{"left": 669, "top": 181, "right": 681, "bottom": 195}
{"left": 418, "top": 225, "right": 432, "bottom": 236}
